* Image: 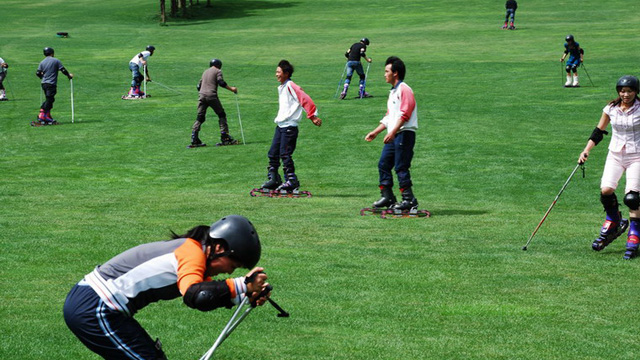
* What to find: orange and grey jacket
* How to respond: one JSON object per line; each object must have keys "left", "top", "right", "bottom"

{"left": 84, "top": 237, "right": 247, "bottom": 316}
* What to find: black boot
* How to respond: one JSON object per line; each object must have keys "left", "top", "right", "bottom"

{"left": 277, "top": 173, "right": 300, "bottom": 192}
{"left": 261, "top": 168, "right": 282, "bottom": 190}
{"left": 219, "top": 132, "right": 239, "bottom": 146}
{"left": 188, "top": 130, "right": 206, "bottom": 148}
{"left": 373, "top": 186, "right": 397, "bottom": 208}
{"left": 393, "top": 187, "right": 418, "bottom": 211}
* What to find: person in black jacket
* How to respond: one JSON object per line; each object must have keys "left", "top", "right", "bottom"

{"left": 502, "top": 0, "right": 517, "bottom": 30}
{"left": 340, "top": 38, "right": 372, "bottom": 99}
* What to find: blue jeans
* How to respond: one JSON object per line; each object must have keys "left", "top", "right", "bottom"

{"left": 505, "top": 9, "right": 515, "bottom": 22}
{"left": 378, "top": 131, "right": 416, "bottom": 189}
{"left": 345, "top": 61, "right": 365, "bottom": 84}
{"left": 129, "top": 62, "right": 143, "bottom": 87}
{"left": 268, "top": 126, "right": 299, "bottom": 174}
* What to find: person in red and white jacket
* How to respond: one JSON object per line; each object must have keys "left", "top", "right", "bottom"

{"left": 260, "top": 59, "right": 322, "bottom": 192}
{"left": 365, "top": 56, "right": 420, "bottom": 211}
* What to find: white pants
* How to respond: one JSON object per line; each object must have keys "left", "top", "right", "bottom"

{"left": 601, "top": 148, "right": 640, "bottom": 193}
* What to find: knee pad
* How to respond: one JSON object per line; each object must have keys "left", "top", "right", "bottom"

{"left": 359, "top": 74, "right": 366, "bottom": 81}
{"left": 571, "top": 64, "right": 578, "bottom": 72}
{"left": 345, "top": 75, "right": 353, "bottom": 82}
{"left": 600, "top": 193, "right": 619, "bottom": 210}
{"left": 624, "top": 191, "right": 640, "bottom": 210}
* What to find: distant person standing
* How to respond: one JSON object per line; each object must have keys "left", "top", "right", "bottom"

{"left": 188, "top": 59, "right": 239, "bottom": 148}
{"left": 502, "top": 0, "right": 517, "bottom": 30}
{"left": 0, "top": 56, "right": 8, "bottom": 101}
{"left": 34, "top": 47, "right": 73, "bottom": 125}
{"left": 560, "top": 35, "right": 584, "bottom": 87}
{"left": 365, "top": 56, "right": 420, "bottom": 212}
{"left": 126, "top": 45, "right": 155, "bottom": 98}
{"left": 340, "top": 38, "right": 372, "bottom": 100}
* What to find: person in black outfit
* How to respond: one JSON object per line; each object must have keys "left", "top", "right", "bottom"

{"left": 340, "top": 38, "right": 372, "bottom": 99}
{"left": 502, "top": 0, "right": 517, "bottom": 30}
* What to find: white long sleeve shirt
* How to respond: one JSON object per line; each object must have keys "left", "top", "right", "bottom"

{"left": 380, "top": 81, "right": 418, "bottom": 132}
{"left": 274, "top": 80, "right": 318, "bottom": 128}
{"left": 129, "top": 51, "right": 151, "bottom": 66}
{"left": 604, "top": 100, "right": 640, "bottom": 153}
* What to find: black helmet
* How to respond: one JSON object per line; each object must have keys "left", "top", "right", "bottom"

{"left": 616, "top": 75, "right": 640, "bottom": 93}
{"left": 361, "top": 37, "right": 370, "bottom": 46}
{"left": 565, "top": 34, "right": 574, "bottom": 42}
{"left": 210, "top": 58, "right": 222, "bottom": 69}
{"left": 146, "top": 45, "right": 156, "bottom": 52}
{"left": 43, "top": 47, "right": 54, "bottom": 56}
{"left": 209, "top": 215, "right": 260, "bottom": 269}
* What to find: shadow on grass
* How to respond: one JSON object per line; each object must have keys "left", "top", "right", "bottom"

{"left": 429, "top": 209, "right": 489, "bottom": 216}
{"left": 164, "top": 0, "right": 299, "bottom": 25}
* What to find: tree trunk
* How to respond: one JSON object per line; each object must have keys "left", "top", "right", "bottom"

{"left": 170, "top": 0, "right": 178, "bottom": 16}
{"left": 181, "top": 0, "right": 187, "bottom": 16}
{"left": 160, "top": 0, "right": 166, "bottom": 23}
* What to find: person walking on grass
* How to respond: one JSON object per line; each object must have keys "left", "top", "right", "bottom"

{"left": 502, "top": 0, "right": 517, "bottom": 30}
{"left": 365, "top": 56, "right": 420, "bottom": 212}
{"left": 339, "top": 38, "right": 372, "bottom": 99}
{"left": 258, "top": 59, "right": 322, "bottom": 193}
{"left": 188, "top": 58, "right": 239, "bottom": 148}
{"left": 578, "top": 75, "right": 640, "bottom": 260}
{"left": 126, "top": 45, "right": 155, "bottom": 98}
{"left": 63, "top": 215, "right": 270, "bottom": 359}
{"left": 34, "top": 47, "right": 73, "bottom": 125}
{"left": 560, "top": 35, "right": 584, "bottom": 87}
{"left": 0, "top": 56, "right": 8, "bottom": 101}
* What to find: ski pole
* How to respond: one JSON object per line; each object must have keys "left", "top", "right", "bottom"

{"left": 334, "top": 63, "right": 348, "bottom": 99}
{"left": 143, "top": 65, "right": 147, "bottom": 96}
{"left": 70, "top": 78, "right": 75, "bottom": 123}
{"left": 152, "top": 80, "right": 182, "bottom": 94}
{"left": 581, "top": 63, "right": 594, "bottom": 87}
{"left": 235, "top": 93, "right": 246, "bottom": 145}
{"left": 522, "top": 163, "right": 584, "bottom": 251}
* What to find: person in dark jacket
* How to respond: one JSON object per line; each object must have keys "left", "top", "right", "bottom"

{"left": 502, "top": 0, "right": 517, "bottom": 30}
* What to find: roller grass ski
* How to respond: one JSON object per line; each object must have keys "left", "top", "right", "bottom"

{"left": 121, "top": 86, "right": 150, "bottom": 100}
{"left": 250, "top": 170, "right": 311, "bottom": 198}
{"left": 250, "top": 188, "right": 312, "bottom": 198}
{"left": 381, "top": 207, "right": 431, "bottom": 219}
{"left": 30, "top": 119, "right": 60, "bottom": 127}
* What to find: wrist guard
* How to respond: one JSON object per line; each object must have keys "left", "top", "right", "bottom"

{"left": 589, "top": 127, "right": 608, "bottom": 145}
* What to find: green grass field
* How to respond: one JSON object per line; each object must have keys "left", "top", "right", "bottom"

{"left": 2, "top": 0, "right": 640, "bottom": 359}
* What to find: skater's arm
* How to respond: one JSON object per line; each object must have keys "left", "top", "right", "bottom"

{"left": 310, "top": 115, "right": 322, "bottom": 126}
{"left": 383, "top": 121, "right": 404, "bottom": 144}
{"left": 365, "top": 123, "right": 386, "bottom": 142}
{"left": 578, "top": 112, "right": 610, "bottom": 164}
{"left": 289, "top": 82, "right": 318, "bottom": 119}
{"left": 60, "top": 67, "right": 73, "bottom": 79}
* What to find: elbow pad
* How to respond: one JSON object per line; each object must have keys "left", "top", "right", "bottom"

{"left": 217, "top": 79, "right": 228, "bottom": 88}
{"left": 589, "top": 127, "right": 608, "bottom": 145}
{"left": 60, "top": 67, "right": 69, "bottom": 76}
{"left": 36, "top": 70, "right": 43, "bottom": 79}
{"left": 183, "top": 280, "right": 234, "bottom": 311}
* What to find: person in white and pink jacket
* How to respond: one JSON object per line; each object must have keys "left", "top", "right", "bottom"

{"left": 365, "top": 56, "right": 420, "bottom": 212}
{"left": 259, "top": 59, "right": 322, "bottom": 192}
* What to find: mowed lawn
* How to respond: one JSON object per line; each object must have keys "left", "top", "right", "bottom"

{"left": 1, "top": 0, "right": 640, "bottom": 359}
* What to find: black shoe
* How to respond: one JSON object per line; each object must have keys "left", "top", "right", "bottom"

{"left": 592, "top": 219, "right": 629, "bottom": 251}
{"left": 261, "top": 169, "right": 282, "bottom": 190}
{"left": 373, "top": 186, "right": 397, "bottom": 208}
